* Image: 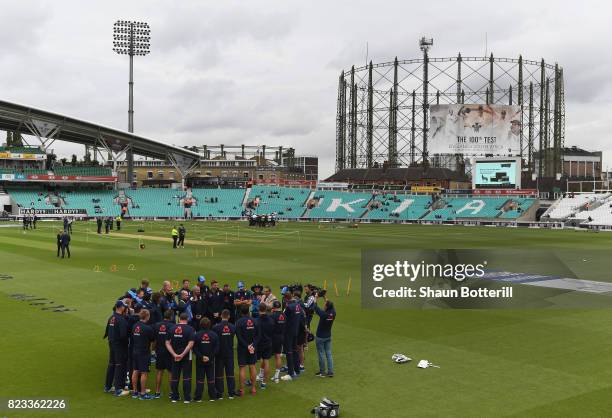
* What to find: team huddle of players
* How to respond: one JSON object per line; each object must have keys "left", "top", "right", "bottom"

{"left": 104, "top": 277, "right": 333, "bottom": 403}
{"left": 248, "top": 213, "right": 277, "bottom": 227}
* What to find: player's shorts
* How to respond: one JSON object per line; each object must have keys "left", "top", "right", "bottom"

{"left": 297, "top": 327, "right": 306, "bottom": 345}
{"left": 256, "top": 344, "right": 272, "bottom": 360}
{"left": 155, "top": 350, "right": 172, "bottom": 371}
{"left": 272, "top": 335, "right": 283, "bottom": 355}
{"left": 133, "top": 352, "right": 151, "bottom": 373}
{"left": 237, "top": 346, "right": 257, "bottom": 366}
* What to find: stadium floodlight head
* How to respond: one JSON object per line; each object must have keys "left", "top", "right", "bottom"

{"left": 112, "top": 20, "right": 151, "bottom": 56}
{"left": 419, "top": 36, "right": 433, "bottom": 53}
{"left": 112, "top": 19, "right": 151, "bottom": 185}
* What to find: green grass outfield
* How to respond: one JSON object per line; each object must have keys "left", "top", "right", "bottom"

{"left": 2, "top": 220, "right": 612, "bottom": 417}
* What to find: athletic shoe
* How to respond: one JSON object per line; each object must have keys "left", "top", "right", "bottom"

{"left": 228, "top": 394, "right": 235, "bottom": 400}
{"left": 114, "top": 389, "right": 130, "bottom": 397}
{"left": 280, "top": 366, "right": 288, "bottom": 372}
{"left": 217, "top": 396, "right": 224, "bottom": 401}
{"left": 153, "top": 393, "right": 161, "bottom": 399}
{"left": 131, "top": 391, "right": 139, "bottom": 399}
{"left": 315, "top": 371, "right": 325, "bottom": 377}
{"left": 255, "top": 375, "right": 262, "bottom": 382}
{"left": 171, "top": 399, "right": 178, "bottom": 403}
{"left": 245, "top": 379, "right": 252, "bottom": 387}
{"left": 260, "top": 383, "right": 267, "bottom": 390}
{"left": 195, "top": 399, "right": 202, "bottom": 403}
{"left": 272, "top": 377, "right": 280, "bottom": 384}
{"left": 326, "top": 372, "right": 334, "bottom": 378}
{"left": 184, "top": 400, "right": 191, "bottom": 404}
{"left": 299, "top": 365, "right": 305, "bottom": 371}
{"left": 104, "top": 387, "right": 112, "bottom": 393}
{"left": 139, "top": 394, "right": 153, "bottom": 400}
{"left": 209, "top": 399, "right": 215, "bottom": 402}
{"left": 280, "top": 374, "right": 293, "bottom": 381}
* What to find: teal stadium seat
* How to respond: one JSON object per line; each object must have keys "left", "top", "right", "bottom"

{"left": 249, "top": 185, "right": 310, "bottom": 218}
{"left": 308, "top": 191, "right": 372, "bottom": 219}
{"left": 366, "top": 194, "right": 431, "bottom": 220}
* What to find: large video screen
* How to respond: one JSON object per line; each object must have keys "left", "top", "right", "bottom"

{"left": 429, "top": 104, "right": 521, "bottom": 155}
{"left": 473, "top": 160, "right": 519, "bottom": 189}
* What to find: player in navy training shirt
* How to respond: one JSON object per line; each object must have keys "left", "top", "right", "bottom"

{"left": 165, "top": 312, "right": 195, "bottom": 403}
{"left": 152, "top": 309, "right": 174, "bottom": 398}
{"left": 192, "top": 317, "right": 220, "bottom": 402}
{"left": 212, "top": 309, "right": 236, "bottom": 399}
{"left": 104, "top": 300, "right": 130, "bottom": 396}
{"left": 270, "top": 300, "right": 286, "bottom": 383}
{"left": 281, "top": 292, "right": 303, "bottom": 380}
{"left": 255, "top": 304, "right": 275, "bottom": 388}
{"left": 131, "top": 309, "right": 154, "bottom": 399}
{"left": 235, "top": 305, "right": 259, "bottom": 396}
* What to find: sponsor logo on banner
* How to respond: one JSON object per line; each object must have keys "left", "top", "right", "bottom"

{"left": 18, "top": 208, "right": 87, "bottom": 216}
{"left": 410, "top": 186, "right": 442, "bottom": 193}
{"left": 429, "top": 104, "right": 521, "bottom": 155}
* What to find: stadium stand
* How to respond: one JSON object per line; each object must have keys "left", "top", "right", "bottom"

{"left": 566, "top": 194, "right": 612, "bottom": 225}
{"left": 423, "top": 197, "right": 536, "bottom": 221}
{"left": 308, "top": 191, "right": 372, "bottom": 219}
{"left": 366, "top": 194, "right": 431, "bottom": 220}
{"left": 249, "top": 185, "right": 310, "bottom": 218}
{"left": 543, "top": 193, "right": 604, "bottom": 220}
{"left": 5, "top": 186, "right": 539, "bottom": 221}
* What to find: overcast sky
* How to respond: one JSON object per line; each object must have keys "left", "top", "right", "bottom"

{"left": 1, "top": 0, "right": 611, "bottom": 177}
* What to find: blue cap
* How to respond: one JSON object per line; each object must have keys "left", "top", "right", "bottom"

{"left": 115, "top": 300, "right": 126, "bottom": 308}
{"left": 198, "top": 275, "right": 206, "bottom": 283}
{"left": 281, "top": 286, "right": 288, "bottom": 295}
{"left": 237, "top": 281, "right": 245, "bottom": 289}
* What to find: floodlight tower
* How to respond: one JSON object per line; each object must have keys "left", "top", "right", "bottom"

{"left": 113, "top": 20, "right": 151, "bottom": 185}
{"left": 419, "top": 37, "right": 433, "bottom": 167}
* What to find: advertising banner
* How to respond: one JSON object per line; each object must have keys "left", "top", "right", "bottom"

{"left": 429, "top": 104, "right": 521, "bottom": 155}
{"left": 473, "top": 189, "right": 537, "bottom": 196}
{"left": 18, "top": 208, "right": 87, "bottom": 216}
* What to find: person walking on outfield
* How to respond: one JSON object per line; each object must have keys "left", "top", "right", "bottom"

{"left": 60, "top": 230, "right": 71, "bottom": 259}
{"left": 116, "top": 216, "right": 122, "bottom": 231}
{"left": 97, "top": 217, "right": 103, "bottom": 234}
{"left": 177, "top": 224, "right": 186, "bottom": 248}
{"left": 131, "top": 309, "right": 154, "bottom": 400}
{"left": 105, "top": 218, "right": 111, "bottom": 234}
{"left": 104, "top": 300, "right": 130, "bottom": 396}
{"left": 33, "top": 215, "right": 37, "bottom": 229}
{"left": 212, "top": 309, "right": 236, "bottom": 399}
{"left": 193, "top": 317, "right": 219, "bottom": 402}
{"left": 56, "top": 229, "right": 63, "bottom": 257}
{"left": 171, "top": 226, "right": 179, "bottom": 249}
{"left": 165, "top": 312, "right": 195, "bottom": 403}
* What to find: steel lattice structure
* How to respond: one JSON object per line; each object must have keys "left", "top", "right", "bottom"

{"left": 336, "top": 52, "right": 565, "bottom": 178}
